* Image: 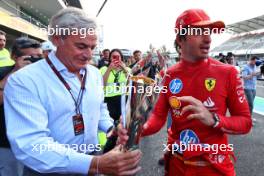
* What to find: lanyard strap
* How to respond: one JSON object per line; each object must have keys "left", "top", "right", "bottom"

{"left": 46, "top": 57, "right": 87, "bottom": 114}
{"left": 111, "top": 70, "right": 121, "bottom": 83}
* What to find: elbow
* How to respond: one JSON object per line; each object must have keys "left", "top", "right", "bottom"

{"left": 243, "top": 118, "right": 252, "bottom": 134}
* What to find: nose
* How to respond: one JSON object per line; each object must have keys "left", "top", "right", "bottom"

{"left": 203, "top": 34, "right": 211, "bottom": 44}
{"left": 83, "top": 48, "right": 93, "bottom": 59}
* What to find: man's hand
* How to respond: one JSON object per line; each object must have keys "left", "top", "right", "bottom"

{"left": 116, "top": 123, "right": 129, "bottom": 146}
{"left": 92, "top": 145, "right": 142, "bottom": 176}
{"left": 178, "top": 96, "right": 215, "bottom": 126}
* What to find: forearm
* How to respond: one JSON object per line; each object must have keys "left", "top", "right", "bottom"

{"left": 103, "top": 68, "right": 111, "bottom": 86}
{"left": 215, "top": 113, "right": 252, "bottom": 134}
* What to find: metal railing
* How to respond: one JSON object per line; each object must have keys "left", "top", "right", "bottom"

{"left": 0, "top": 0, "right": 47, "bottom": 29}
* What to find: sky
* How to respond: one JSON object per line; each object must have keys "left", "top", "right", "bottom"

{"left": 81, "top": 0, "right": 264, "bottom": 52}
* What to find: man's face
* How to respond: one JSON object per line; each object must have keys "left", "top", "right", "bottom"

{"left": 103, "top": 50, "right": 110, "bottom": 59}
{"left": 134, "top": 52, "right": 142, "bottom": 62}
{"left": 178, "top": 29, "right": 211, "bottom": 61}
{"left": 54, "top": 34, "right": 97, "bottom": 72}
{"left": 250, "top": 59, "right": 256, "bottom": 65}
{"left": 0, "top": 34, "right": 6, "bottom": 50}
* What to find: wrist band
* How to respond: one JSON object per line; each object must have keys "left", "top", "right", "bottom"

{"left": 212, "top": 113, "right": 220, "bottom": 128}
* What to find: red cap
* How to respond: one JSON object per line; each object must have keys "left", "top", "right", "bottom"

{"left": 175, "top": 9, "right": 225, "bottom": 32}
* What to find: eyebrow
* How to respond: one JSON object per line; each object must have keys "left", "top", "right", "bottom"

{"left": 75, "top": 42, "right": 96, "bottom": 49}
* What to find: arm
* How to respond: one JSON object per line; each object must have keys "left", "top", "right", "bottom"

{"left": 241, "top": 66, "right": 258, "bottom": 80}
{"left": 142, "top": 87, "right": 170, "bottom": 136}
{"left": 4, "top": 74, "right": 92, "bottom": 174}
{"left": 215, "top": 67, "right": 252, "bottom": 134}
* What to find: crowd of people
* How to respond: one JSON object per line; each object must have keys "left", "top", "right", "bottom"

{"left": 0, "top": 6, "right": 260, "bottom": 176}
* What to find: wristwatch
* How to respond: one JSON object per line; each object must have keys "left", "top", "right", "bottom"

{"left": 212, "top": 113, "right": 220, "bottom": 128}
{"left": 0, "top": 87, "right": 4, "bottom": 91}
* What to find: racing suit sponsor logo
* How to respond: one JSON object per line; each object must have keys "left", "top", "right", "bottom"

{"left": 169, "top": 78, "right": 183, "bottom": 94}
{"left": 205, "top": 78, "right": 216, "bottom": 91}
{"left": 173, "top": 129, "right": 200, "bottom": 154}
{"left": 169, "top": 96, "right": 182, "bottom": 117}
{"left": 203, "top": 97, "right": 215, "bottom": 108}
{"left": 169, "top": 96, "right": 181, "bottom": 109}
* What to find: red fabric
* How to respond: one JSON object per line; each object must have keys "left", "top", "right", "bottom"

{"left": 174, "top": 9, "right": 225, "bottom": 32}
{"left": 143, "top": 58, "right": 251, "bottom": 175}
{"left": 168, "top": 156, "right": 235, "bottom": 176}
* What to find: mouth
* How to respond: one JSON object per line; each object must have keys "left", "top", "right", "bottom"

{"left": 200, "top": 46, "right": 210, "bottom": 53}
{"left": 79, "top": 57, "right": 91, "bottom": 63}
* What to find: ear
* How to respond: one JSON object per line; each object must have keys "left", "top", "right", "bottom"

{"left": 50, "top": 35, "right": 62, "bottom": 47}
{"left": 176, "top": 36, "right": 181, "bottom": 47}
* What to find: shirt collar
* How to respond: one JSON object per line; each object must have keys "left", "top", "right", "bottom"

{"left": 48, "top": 51, "right": 86, "bottom": 78}
{"left": 48, "top": 51, "right": 67, "bottom": 72}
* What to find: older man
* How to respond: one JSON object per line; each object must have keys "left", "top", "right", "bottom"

{"left": 4, "top": 7, "right": 141, "bottom": 176}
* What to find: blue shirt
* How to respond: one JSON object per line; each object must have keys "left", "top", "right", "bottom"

{"left": 242, "top": 64, "right": 257, "bottom": 90}
{"left": 4, "top": 51, "right": 113, "bottom": 175}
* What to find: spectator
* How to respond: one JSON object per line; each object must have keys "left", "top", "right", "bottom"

{"left": 100, "top": 49, "right": 130, "bottom": 122}
{"left": 226, "top": 52, "right": 240, "bottom": 72}
{"left": 0, "top": 30, "right": 15, "bottom": 80}
{"left": 142, "top": 9, "right": 251, "bottom": 176}
{"left": 0, "top": 36, "right": 42, "bottom": 176}
{"left": 129, "top": 50, "right": 142, "bottom": 68}
{"left": 41, "top": 40, "right": 56, "bottom": 59}
{"left": 98, "top": 49, "right": 110, "bottom": 68}
{"left": 4, "top": 7, "right": 141, "bottom": 176}
{"left": 241, "top": 56, "right": 261, "bottom": 121}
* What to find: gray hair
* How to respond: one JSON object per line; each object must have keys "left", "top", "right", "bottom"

{"left": 48, "top": 7, "right": 97, "bottom": 40}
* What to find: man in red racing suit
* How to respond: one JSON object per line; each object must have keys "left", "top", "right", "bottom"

{"left": 142, "top": 9, "right": 252, "bottom": 176}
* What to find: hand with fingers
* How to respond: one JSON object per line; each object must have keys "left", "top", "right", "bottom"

{"left": 116, "top": 122, "right": 129, "bottom": 146}
{"left": 178, "top": 96, "right": 215, "bottom": 126}
{"left": 91, "top": 145, "right": 142, "bottom": 176}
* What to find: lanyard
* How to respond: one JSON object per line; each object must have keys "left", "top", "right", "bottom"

{"left": 46, "top": 57, "right": 87, "bottom": 114}
{"left": 111, "top": 70, "right": 121, "bottom": 83}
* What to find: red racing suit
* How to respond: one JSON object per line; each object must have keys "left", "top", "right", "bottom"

{"left": 142, "top": 58, "right": 252, "bottom": 176}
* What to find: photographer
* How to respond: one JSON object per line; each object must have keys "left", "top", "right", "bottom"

{"left": 0, "top": 37, "right": 42, "bottom": 176}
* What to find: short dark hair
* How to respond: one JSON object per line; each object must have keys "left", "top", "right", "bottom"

{"left": 12, "top": 37, "right": 41, "bottom": 57}
{"left": 250, "top": 56, "right": 258, "bottom": 61}
{"left": 174, "top": 34, "right": 186, "bottom": 55}
{"left": 102, "top": 49, "right": 110, "bottom": 53}
{"left": 133, "top": 50, "right": 141, "bottom": 56}
{"left": 0, "top": 30, "right": 6, "bottom": 36}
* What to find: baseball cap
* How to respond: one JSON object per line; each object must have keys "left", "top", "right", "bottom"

{"left": 41, "top": 41, "right": 56, "bottom": 51}
{"left": 175, "top": 9, "right": 225, "bottom": 33}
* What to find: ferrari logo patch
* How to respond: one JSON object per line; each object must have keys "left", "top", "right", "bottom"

{"left": 205, "top": 78, "right": 216, "bottom": 92}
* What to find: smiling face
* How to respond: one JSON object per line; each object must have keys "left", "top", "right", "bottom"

{"left": 53, "top": 34, "right": 97, "bottom": 73}
{"left": 178, "top": 29, "right": 211, "bottom": 62}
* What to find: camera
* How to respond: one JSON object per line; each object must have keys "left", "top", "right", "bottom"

{"left": 24, "top": 56, "right": 43, "bottom": 63}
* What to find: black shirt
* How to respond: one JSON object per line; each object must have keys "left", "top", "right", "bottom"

{"left": 0, "top": 65, "right": 14, "bottom": 148}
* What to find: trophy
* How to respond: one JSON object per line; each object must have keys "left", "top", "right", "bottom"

{"left": 121, "top": 75, "right": 161, "bottom": 150}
